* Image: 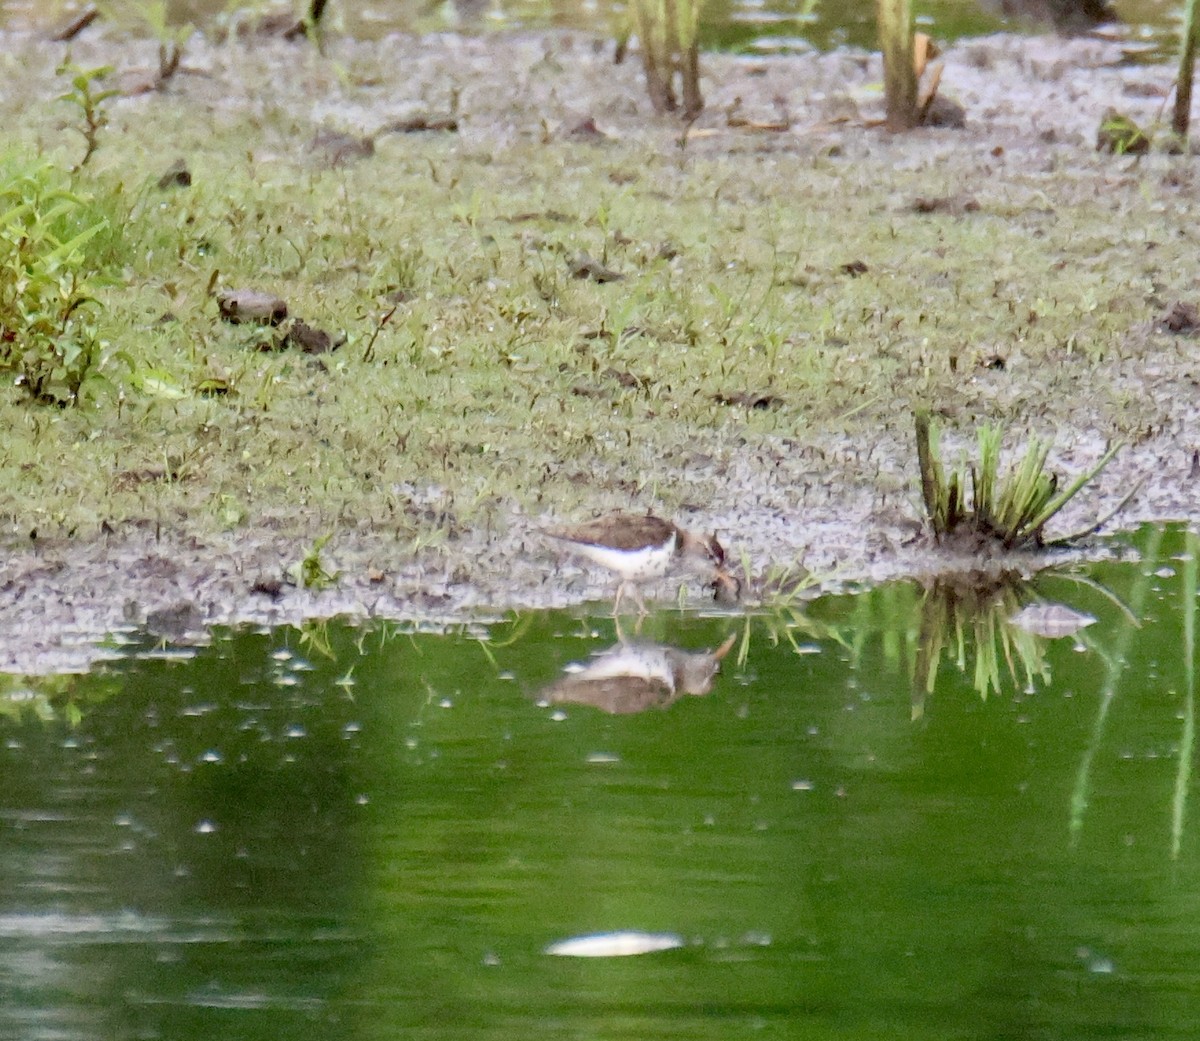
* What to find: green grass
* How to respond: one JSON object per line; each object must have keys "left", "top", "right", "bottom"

{"left": 0, "top": 28, "right": 1186, "bottom": 545}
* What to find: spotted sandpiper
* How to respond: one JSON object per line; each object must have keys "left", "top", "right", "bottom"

{"left": 541, "top": 634, "right": 738, "bottom": 714}
{"left": 545, "top": 512, "right": 727, "bottom": 615}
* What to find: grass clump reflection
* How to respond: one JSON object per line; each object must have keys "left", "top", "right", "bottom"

{"left": 912, "top": 570, "right": 1055, "bottom": 718}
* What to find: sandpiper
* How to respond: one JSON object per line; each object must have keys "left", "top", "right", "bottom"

{"left": 546, "top": 512, "right": 727, "bottom": 615}
{"left": 541, "top": 634, "right": 738, "bottom": 714}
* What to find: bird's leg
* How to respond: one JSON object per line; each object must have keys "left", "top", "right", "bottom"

{"left": 633, "top": 584, "right": 649, "bottom": 619}
{"left": 612, "top": 581, "right": 628, "bottom": 618}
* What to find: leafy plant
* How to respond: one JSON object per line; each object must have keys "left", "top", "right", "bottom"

{"left": 0, "top": 163, "right": 120, "bottom": 404}
{"left": 288, "top": 534, "right": 341, "bottom": 589}
{"left": 914, "top": 411, "right": 1132, "bottom": 550}
{"left": 57, "top": 61, "right": 117, "bottom": 170}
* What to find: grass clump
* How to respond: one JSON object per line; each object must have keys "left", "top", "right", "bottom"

{"left": 0, "top": 161, "right": 123, "bottom": 405}
{"left": 914, "top": 410, "right": 1130, "bottom": 550}
{"left": 627, "top": 0, "right": 705, "bottom": 118}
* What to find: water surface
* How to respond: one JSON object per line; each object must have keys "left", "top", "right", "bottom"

{"left": 14, "top": 0, "right": 1184, "bottom": 54}
{"left": 2, "top": 523, "right": 1199, "bottom": 1039}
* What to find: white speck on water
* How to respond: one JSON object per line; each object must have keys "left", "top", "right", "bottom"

{"left": 194, "top": 820, "right": 217, "bottom": 834}
{"left": 285, "top": 725, "right": 307, "bottom": 739}
{"left": 273, "top": 675, "right": 300, "bottom": 687}
{"left": 587, "top": 752, "right": 620, "bottom": 764}
{"left": 482, "top": 951, "right": 501, "bottom": 966}
{"left": 200, "top": 750, "right": 222, "bottom": 763}
{"left": 791, "top": 779, "right": 814, "bottom": 791}
{"left": 1155, "top": 567, "right": 1175, "bottom": 578}
{"left": 343, "top": 722, "right": 362, "bottom": 735}
{"left": 355, "top": 794, "right": 369, "bottom": 805}
{"left": 544, "top": 931, "right": 685, "bottom": 958}
{"left": 498, "top": 671, "right": 515, "bottom": 681}
{"left": 1010, "top": 603, "right": 1096, "bottom": 638}
{"left": 807, "top": 726, "right": 819, "bottom": 736}
{"left": 439, "top": 698, "right": 453, "bottom": 709}
{"left": 550, "top": 710, "right": 568, "bottom": 722}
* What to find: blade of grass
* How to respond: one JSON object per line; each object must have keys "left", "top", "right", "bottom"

{"left": 1171, "top": 531, "right": 1196, "bottom": 859}
{"left": 1069, "top": 524, "right": 1163, "bottom": 846}
{"left": 1025, "top": 441, "right": 1123, "bottom": 540}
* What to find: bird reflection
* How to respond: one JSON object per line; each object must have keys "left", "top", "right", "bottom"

{"left": 541, "top": 634, "right": 737, "bottom": 714}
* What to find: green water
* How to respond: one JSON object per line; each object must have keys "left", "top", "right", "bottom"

{"left": 2, "top": 523, "right": 1199, "bottom": 1039}
{"left": 123, "top": 0, "right": 1183, "bottom": 54}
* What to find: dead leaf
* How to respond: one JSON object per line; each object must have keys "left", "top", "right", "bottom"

{"left": 714, "top": 390, "right": 783, "bottom": 409}
{"left": 505, "top": 210, "right": 571, "bottom": 223}
{"left": 251, "top": 576, "right": 284, "bottom": 599}
{"left": 310, "top": 128, "right": 374, "bottom": 166}
{"left": 382, "top": 115, "right": 459, "bottom": 134}
{"left": 280, "top": 319, "right": 339, "bottom": 354}
{"left": 565, "top": 117, "right": 610, "bottom": 140}
{"left": 917, "top": 61, "right": 944, "bottom": 120}
{"left": 157, "top": 159, "right": 191, "bottom": 189}
{"left": 911, "top": 195, "right": 980, "bottom": 215}
{"left": 1159, "top": 301, "right": 1200, "bottom": 333}
{"left": 602, "top": 367, "right": 644, "bottom": 389}
{"left": 913, "top": 32, "right": 940, "bottom": 78}
{"left": 569, "top": 252, "right": 623, "bottom": 282}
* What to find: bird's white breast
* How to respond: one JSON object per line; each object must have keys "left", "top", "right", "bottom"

{"left": 573, "top": 535, "right": 676, "bottom": 581}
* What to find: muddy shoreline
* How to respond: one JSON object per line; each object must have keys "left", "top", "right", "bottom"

{"left": 1, "top": 436, "right": 1187, "bottom": 676}
{"left": 1, "top": 25, "right": 1199, "bottom": 673}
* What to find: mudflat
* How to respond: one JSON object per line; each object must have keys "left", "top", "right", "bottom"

{"left": 0, "top": 22, "right": 1195, "bottom": 673}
